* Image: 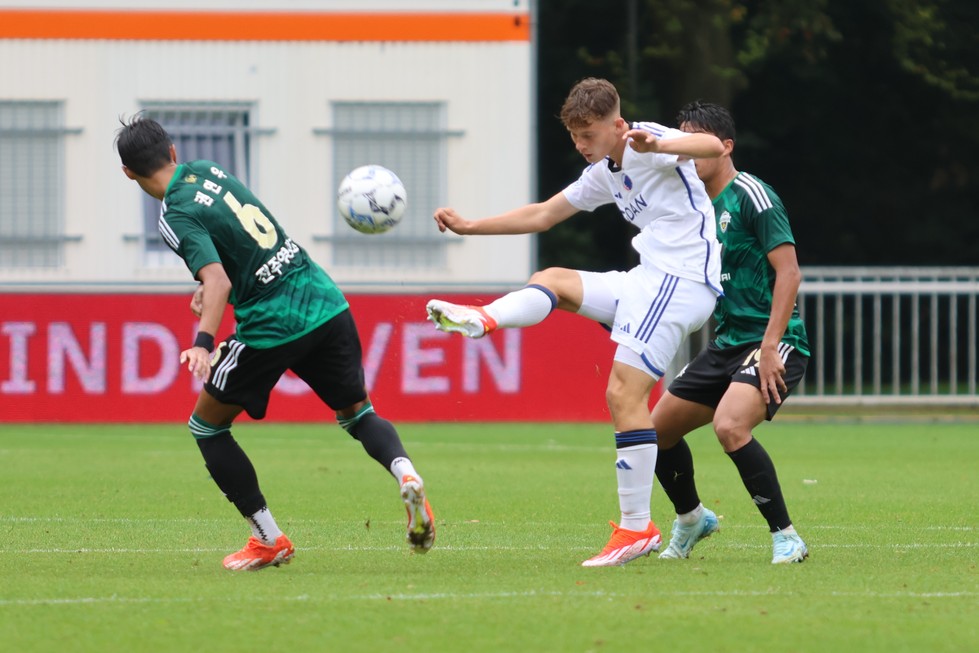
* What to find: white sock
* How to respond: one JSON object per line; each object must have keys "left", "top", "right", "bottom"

{"left": 390, "top": 456, "right": 420, "bottom": 483}
{"left": 485, "top": 286, "right": 555, "bottom": 327}
{"left": 246, "top": 507, "right": 283, "bottom": 545}
{"left": 677, "top": 503, "right": 705, "bottom": 526}
{"left": 615, "top": 444, "right": 657, "bottom": 531}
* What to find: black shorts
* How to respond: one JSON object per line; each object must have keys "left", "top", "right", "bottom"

{"left": 204, "top": 309, "right": 367, "bottom": 419}
{"left": 667, "top": 340, "right": 809, "bottom": 421}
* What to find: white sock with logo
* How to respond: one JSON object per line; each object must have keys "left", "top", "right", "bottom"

{"left": 246, "top": 507, "right": 283, "bottom": 545}
{"left": 615, "top": 443, "right": 657, "bottom": 531}
{"left": 390, "top": 456, "right": 420, "bottom": 484}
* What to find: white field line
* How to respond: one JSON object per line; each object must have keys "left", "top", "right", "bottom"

{"left": 1, "top": 589, "right": 976, "bottom": 608}
{"left": 3, "top": 541, "right": 978, "bottom": 555}
{"left": 0, "top": 517, "right": 974, "bottom": 532}
{"left": 2, "top": 516, "right": 975, "bottom": 554}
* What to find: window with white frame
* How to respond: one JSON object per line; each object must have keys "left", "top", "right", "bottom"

{"left": 327, "top": 102, "right": 456, "bottom": 268}
{"left": 139, "top": 103, "right": 254, "bottom": 261}
{"left": 0, "top": 101, "right": 71, "bottom": 268}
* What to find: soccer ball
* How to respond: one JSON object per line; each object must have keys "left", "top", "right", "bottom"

{"left": 336, "top": 165, "right": 407, "bottom": 234}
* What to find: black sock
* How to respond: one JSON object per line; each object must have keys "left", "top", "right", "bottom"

{"left": 655, "top": 439, "right": 701, "bottom": 515}
{"left": 348, "top": 411, "right": 409, "bottom": 472}
{"left": 196, "top": 432, "right": 266, "bottom": 517}
{"left": 727, "top": 437, "right": 791, "bottom": 532}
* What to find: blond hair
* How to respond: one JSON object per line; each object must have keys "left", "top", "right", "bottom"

{"left": 560, "top": 78, "right": 620, "bottom": 129}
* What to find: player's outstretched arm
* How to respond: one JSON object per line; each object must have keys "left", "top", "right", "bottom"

{"left": 625, "top": 130, "right": 724, "bottom": 160}
{"left": 433, "top": 192, "right": 577, "bottom": 236}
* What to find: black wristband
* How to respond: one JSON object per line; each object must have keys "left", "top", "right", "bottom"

{"left": 193, "top": 331, "right": 215, "bottom": 353}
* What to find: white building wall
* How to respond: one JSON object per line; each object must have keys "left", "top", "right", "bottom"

{"left": 0, "top": 0, "right": 535, "bottom": 291}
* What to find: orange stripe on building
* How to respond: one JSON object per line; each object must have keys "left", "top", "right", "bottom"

{"left": 0, "top": 10, "right": 531, "bottom": 42}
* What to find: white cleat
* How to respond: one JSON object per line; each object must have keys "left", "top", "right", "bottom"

{"left": 401, "top": 475, "right": 436, "bottom": 554}
{"left": 426, "top": 300, "right": 498, "bottom": 339}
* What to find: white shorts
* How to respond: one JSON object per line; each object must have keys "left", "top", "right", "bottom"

{"left": 577, "top": 266, "right": 718, "bottom": 379}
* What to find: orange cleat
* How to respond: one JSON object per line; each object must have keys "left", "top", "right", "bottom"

{"left": 581, "top": 521, "right": 662, "bottom": 567}
{"left": 222, "top": 534, "right": 295, "bottom": 571}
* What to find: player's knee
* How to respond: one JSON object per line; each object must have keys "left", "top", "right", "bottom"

{"left": 712, "top": 414, "right": 751, "bottom": 450}
{"left": 337, "top": 403, "right": 376, "bottom": 436}
{"left": 188, "top": 414, "right": 230, "bottom": 440}
{"left": 654, "top": 426, "right": 683, "bottom": 449}
{"left": 605, "top": 377, "right": 625, "bottom": 414}
{"left": 527, "top": 268, "right": 576, "bottom": 304}
{"left": 527, "top": 267, "right": 561, "bottom": 286}
{"left": 605, "top": 383, "right": 649, "bottom": 429}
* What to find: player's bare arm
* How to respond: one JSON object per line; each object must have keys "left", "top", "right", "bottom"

{"left": 433, "top": 192, "right": 577, "bottom": 236}
{"left": 190, "top": 284, "right": 204, "bottom": 317}
{"left": 180, "top": 262, "right": 232, "bottom": 381}
{"left": 758, "top": 243, "right": 803, "bottom": 404}
{"left": 625, "top": 130, "right": 724, "bottom": 160}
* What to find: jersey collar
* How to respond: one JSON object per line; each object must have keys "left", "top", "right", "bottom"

{"left": 164, "top": 163, "right": 186, "bottom": 195}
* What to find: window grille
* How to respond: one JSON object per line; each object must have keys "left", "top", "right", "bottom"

{"left": 0, "top": 101, "right": 73, "bottom": 268}
{"left": 325, "top": 102, "right": 458, "bottom": 269}
{"left": 139, "top": 104, "right": 253, "bottom": 263}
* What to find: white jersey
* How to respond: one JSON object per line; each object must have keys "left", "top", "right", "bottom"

{"left": 562, "top": 121, "right": 722, "bottom": 293}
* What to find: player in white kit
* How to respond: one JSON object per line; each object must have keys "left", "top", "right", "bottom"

{"left": 426, "top": 78, "right": 724, "bottom": 566}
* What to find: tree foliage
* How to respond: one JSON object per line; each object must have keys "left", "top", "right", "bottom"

{"left": 888, "top": 0, "right": 979, "bottom": 100}
{"left": 535, "top": 0, "right": 979, "bottom": 268}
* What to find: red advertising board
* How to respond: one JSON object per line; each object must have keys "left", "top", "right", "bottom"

{"left": 0, "top": 293, "right": 657, "bottom": 423}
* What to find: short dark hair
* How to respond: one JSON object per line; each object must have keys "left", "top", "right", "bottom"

{"left": 114, "top": 114, "right": 172, "bottom": 177}
{"left": 676, "top": 101, "right": 736, "bottom": 142}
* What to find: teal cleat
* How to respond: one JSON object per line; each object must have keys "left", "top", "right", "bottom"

{"left": 658, "top": 508, "right": 720, "bottom": 559}
{"left": 771, "top": 529, "right": 809, "bottom": 564}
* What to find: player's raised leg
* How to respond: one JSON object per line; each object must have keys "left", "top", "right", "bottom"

{"left": 427, "top": 268, "right": 589, "bottom": 339}
{"left": 426, "top": 283, "right": 559, "bottom": 339}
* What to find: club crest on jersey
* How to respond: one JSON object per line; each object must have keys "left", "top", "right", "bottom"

{"left": 719, "top": 210, "right": 732, "bottom": 233}
{"left": 184, "top": 174, "right": 198, "bottom": 184}
{"left": 623, "top": 175, "right": 633, "bottom": 191}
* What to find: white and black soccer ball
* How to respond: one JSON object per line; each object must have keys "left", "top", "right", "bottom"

{"left": 336, "top": 165, "right": 407, "bottom": 234}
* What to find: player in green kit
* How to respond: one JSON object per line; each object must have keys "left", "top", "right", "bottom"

{"left": 650, "top": 102, "right": 811, "bottom": 564}
{"left": 115, "top": 115, "right": 435, "bottom": 571}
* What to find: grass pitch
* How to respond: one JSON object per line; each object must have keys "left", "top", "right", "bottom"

{"left": 1, "top": 420, "right": 976, "bottom": 653}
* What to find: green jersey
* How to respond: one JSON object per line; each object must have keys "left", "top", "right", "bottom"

{"left": 160, "top": 160, "right": 348, "bottom": 348}
{"left": 712, "top": 172, "right": 810, "bottom": 355}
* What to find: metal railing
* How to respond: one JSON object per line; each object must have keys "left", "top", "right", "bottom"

{"left": 671, "top": 267, "right": 979, "bottom": 406}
